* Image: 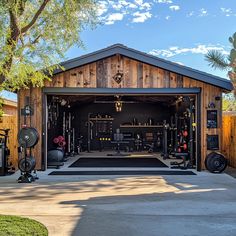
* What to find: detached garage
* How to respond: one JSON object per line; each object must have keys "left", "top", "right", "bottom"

{"left": 17, "top": 44, "right": 233, "bottom": 172}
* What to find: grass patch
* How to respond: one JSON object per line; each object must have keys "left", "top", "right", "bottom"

{"left": 0, "top": 215, "right": 48, "bottom": 236}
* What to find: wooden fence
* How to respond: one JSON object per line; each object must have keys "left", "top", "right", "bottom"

{"left": 222, "top": 112, "right": 236, "bottom": 168}
{"left": 0, "top": 99, "right": 18, "bottom": 170}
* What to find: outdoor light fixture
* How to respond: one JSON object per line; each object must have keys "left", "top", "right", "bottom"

{"left": 113, "top": 71, "right": 124, "bottom": 84}
{"left": 115, "top": 95, "right": 122, "bottom": 112}
{"left": 115, "top": 100, "right": 122, "bottom": 112}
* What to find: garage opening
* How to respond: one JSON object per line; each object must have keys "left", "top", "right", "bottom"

{"left": 45, "top": 92, "right": 199, "bottom": 170}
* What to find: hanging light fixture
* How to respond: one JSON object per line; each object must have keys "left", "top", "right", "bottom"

{"left": 115, "top": 96, "right": 122, "bottom": 112}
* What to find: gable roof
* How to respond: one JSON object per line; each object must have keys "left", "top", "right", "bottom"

{"left": 54, "top": 44, "right": 233, "bottom": 91}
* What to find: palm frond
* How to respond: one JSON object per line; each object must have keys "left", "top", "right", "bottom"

{"left": 205, "top": 50, "right": 229, "bottom": 70}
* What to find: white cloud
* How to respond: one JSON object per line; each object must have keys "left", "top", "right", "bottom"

{"left": 156, "top": 0, "right": 173, "bottom": 3}
{"left": 165, "top": 15, "right": 170, "bottom": 20}
{"left": 169, "top": 5, "right": 180, "bottom": 11}
{"left": 199, "top": 8, "right": 208, "bottom": 17}
{"left": 133, "top": 0, "right": 152, "bottom": 10}
{"left": 221, "top": 7, "right": 233, "bottom": 16}
{"left": 186, "top": 11, "right": 194, "bottom": 17}
{"left": 149, "top": 44, "right": 229, "bottom": 58}
{"left": 132, "top": 11, "right": 152, "bottom": 23}
{"left": 111, "top": 0, "right": 138, "bottom": 10}
{"left": 97, "top": 1, "right": 109, "bottom": 16}
{"left": 105, "top": 13, "right": 124, "bottom": 25}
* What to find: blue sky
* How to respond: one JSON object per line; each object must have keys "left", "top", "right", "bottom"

{"left": 67, "top": 0, "right": 235, "bottom": 79}
{"left": 3, "top": 0, "right": 235, "bottom": 101}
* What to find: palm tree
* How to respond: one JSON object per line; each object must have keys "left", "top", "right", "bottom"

{"left": 205, "top": 33, "right": 236, "bottom": 97}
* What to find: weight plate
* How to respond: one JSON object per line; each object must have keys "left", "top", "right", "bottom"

{"left": 18, "top": 156, "right": 36, "bottom": 172}
{"left": 205, "top": 152, "right": 227, "bottom": 173}
{"left": 18, "top": 127, "right": 39, "bottom": 148}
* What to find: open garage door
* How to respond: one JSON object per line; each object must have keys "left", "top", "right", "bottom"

{"left": 43, "top": 88, "right": 201, "bottom": 171}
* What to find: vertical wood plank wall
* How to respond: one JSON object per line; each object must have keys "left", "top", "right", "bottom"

{"left": 18, "top": 88, "right": 42, "bottom": 169}
{"left": 0, "top": 101, "right": 18, "bottom": 169}
{"left": 222, "top": 113, "right": 236, "bottom": 167}
{"left": 19, "top": 55, "right": 223, "bottom": 170}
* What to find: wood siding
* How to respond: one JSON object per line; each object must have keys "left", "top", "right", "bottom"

{"left": 0, "top": 100, "right": 18, "bottom": 170}
{"left": 18, "top": 55, "right": 223, "bottom": 170}
{"left": 222, "top": 113, "right": 236, "bottom": 167}
{"left": 18, "top": 88, "right": 42, "bottom": 169}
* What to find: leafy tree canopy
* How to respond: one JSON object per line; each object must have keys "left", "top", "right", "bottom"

{"left": 0, "top": 0, "right": 98, "bottom": 91}
{"left": 223, "top": 93, "right": 236, "bottom": 111}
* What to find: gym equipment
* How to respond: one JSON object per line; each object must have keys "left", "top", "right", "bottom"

{"left": 162, "top": 120, "right": 169, "bottom": 159}
{"left": 77, "top": 136, "right": 84, "bottom": 154}
{"left": 108, "top": 129, "right": 130, "bottom": 156}
{"left": 58, "top": 136, "right": 65, "bottom": 142}
{"left": 58, "top": 141, "right": 66, "bottom": 147}
{"left": 145, "top": 143, "right": 154, "bottom": 153}
{"left": 147, "top": 117, "right": 154, "bottom": 125}
{"left": 50, "top": 136, "right": 67, "bottom": 167}
{"left": 53, "top": 135, "right": 66, "bottom": 148}
{"left": 47, "top": 147, "right": 65, "bottom": 169}
{"left": 47, "top": 149, "right": 64, "bottom": 162}
{"left": 18, "top": 127, "right": 39, "bottom": 148}
{"left": 67, "top": 112, "right": 72, "bottom": 154}
{"left": 86, "top": 113, "right": 94, "bottom": 152}
{"left": 53, "top": 137, "right": 59, "bottom": 144}
{"left": 170, "top": 153, "right": 190, "bottom": 169}
{"left": 132, "top": 117, "right": 138, "bottom": 125}
{"left": 0, "top": 128, "right": 13, "bottom": 175}
{"left": 18, "top": 156, "right": 36, "bottom": 172}
{"left": 134, "top": 134, "right": 142, "bottom": 151}
{"left": 63, "top": 112, "right": 66, "bottom": 137}
{"left": 17, "top": 126, "right": 39, "bottom": 183}
{"left": 0, "top": 143, "right": 5, "bottom": 176}
{"left": 205, "top": 152, "right": 227, "bottom": 173}
{"left": 71, "top": 128, "right": 75, "bottom": 156}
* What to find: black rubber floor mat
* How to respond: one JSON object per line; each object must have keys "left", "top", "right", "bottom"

{"left": 49, "top": 170, "right": 196, "bottom": 175}
{"left": 69, "top": 157, "right": 168, "bottom": 168}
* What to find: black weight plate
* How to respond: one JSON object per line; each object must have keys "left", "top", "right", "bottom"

{"left": 210, "top": 155, "right": 227, "bottom": 173}
{"left": 18, "top": 156, "right": 36, "bottom": 172}
{"left": 18, "top": 127, "right": 39, "bottom": 148}
{"left": 205, "top": 152, "right": 227, "bottom": 173}
{"left": 205, "top": 152, "right": 215, "bottom": 171}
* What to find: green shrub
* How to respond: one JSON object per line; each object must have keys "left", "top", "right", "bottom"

{"left": 0, "top": 215, "right": 48, "bottom": 236}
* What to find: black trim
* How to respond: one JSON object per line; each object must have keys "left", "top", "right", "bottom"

{"left": 196, "top": 90, "right": 201, "bottom": 171}
{"left": 43, "top": 87, "right": 201, "bottom": 95}
{"left": 53, "top": 44, "right": 233, "bottom": 91}
{"left": 41, "top": 93, "right": 47, "bottom": 171}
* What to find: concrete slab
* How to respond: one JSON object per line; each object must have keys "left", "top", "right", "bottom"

{"left": 0, "top": 165, "right": 235, "bottom": 236}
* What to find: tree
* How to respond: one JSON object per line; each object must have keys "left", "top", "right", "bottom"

{"left": 205, "top": 32, "right": 236, "bottom": 97}
{"left": 222, "top": 93, "right": 236, "bottom": 111}
{"left": 0, "top": 0, "right": 98, "bottom": 91}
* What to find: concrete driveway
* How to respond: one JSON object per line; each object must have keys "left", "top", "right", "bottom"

{"left": 0, "top": 171, "right": 235, "bottom": 236}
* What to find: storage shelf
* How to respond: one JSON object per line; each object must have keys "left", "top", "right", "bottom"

{"left": 120, "top": 125, "right": 162, "bottom": 128}
{"left": 90, "top": 118, "right": 114, "bottom": 121}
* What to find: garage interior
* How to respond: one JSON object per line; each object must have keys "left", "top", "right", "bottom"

{"left": 46, "top": 93, "right": 197, "bottom": 170}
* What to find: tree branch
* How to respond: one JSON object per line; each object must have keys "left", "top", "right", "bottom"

{"left": 9, "top": 9, "right": 20, "bottom": 40}
{"left": 21, "top": 0, "right": 50, "bottom": 33}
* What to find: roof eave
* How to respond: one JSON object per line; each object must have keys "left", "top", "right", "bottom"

{"left": 53, "top": 44, "right": 233, "bottom": 91}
